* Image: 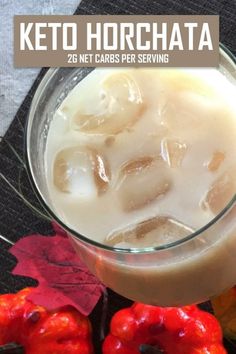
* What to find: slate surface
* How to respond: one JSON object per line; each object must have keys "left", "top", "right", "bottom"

{"left": 0, "top": 0, "right": 79, "bottom": 136}
{"left": 0, "top": 1, "right": 235, "bottom": 353}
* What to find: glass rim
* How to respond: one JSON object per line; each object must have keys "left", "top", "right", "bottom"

{"left": 25, "top": 43, "right": 236, "bottom": 254}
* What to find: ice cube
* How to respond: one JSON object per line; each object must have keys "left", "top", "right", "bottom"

{"left": 201, "top": 169, "right": 236, "bottom": 214}
{"left": 161, "top": 138, "right": 187, "bottom": 168}
{"left": 207, "top": 151, "right": 225, "bottom": 172}
{"left": 116, "top": 156, "right": 171, "bottom": 212}
{"left": 72, "top": 73, "right": 145, "bottom": 134}
{"left": 53, "top": 146, "right": 110, "bottom": 196}
{"left": 105, "top": 216, "right": 194, "bottom": 248}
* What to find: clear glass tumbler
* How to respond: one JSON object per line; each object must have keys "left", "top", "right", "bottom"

{"left": 26, "top": 46, "right": 236, "bottom": 306}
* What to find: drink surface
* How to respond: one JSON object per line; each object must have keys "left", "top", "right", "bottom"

{"left": 45, "top": 68, "right": 236, "bottom": 249}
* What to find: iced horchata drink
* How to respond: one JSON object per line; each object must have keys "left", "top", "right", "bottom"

{"left": 44, "top": 66, "right": 236, "bottom": 306}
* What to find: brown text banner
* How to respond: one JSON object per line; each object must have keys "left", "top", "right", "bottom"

{"left": 14, "top": 15, "right": 219, "bottom": 67}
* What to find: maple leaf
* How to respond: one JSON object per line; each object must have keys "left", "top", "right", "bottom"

{"left": 10, "top": 223, "right": 106, "bottom": 316}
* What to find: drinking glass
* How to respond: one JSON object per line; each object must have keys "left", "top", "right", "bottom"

{"left": 26, "top": 45, "right": 236, "bottom": 306}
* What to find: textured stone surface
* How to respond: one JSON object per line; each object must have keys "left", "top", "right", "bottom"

{"left": 0, "top": 0, "right": 79, "bottom": 136}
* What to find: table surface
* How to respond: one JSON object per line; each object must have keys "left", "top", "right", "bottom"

{"left": 0, "top": 1, "right": 236, "bottom": 353}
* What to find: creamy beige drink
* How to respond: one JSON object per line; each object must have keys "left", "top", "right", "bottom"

{"left": 45, "top": 68, "right": 236, "bottom": 305}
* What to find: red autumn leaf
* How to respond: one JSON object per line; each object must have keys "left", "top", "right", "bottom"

{"left": 10, "top": 223, "right": 106, "bottom": 316}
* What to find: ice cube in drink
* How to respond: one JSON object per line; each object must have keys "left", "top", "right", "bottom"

{"left": 105, "top": 216, "right": 193, "bottom": 248}
{"left": 53, "top": 146, "right": 110, "bottom": 196}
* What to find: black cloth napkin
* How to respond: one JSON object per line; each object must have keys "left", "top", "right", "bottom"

{"left": 0, "top": 1, "right": 235, "bottom": 353}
